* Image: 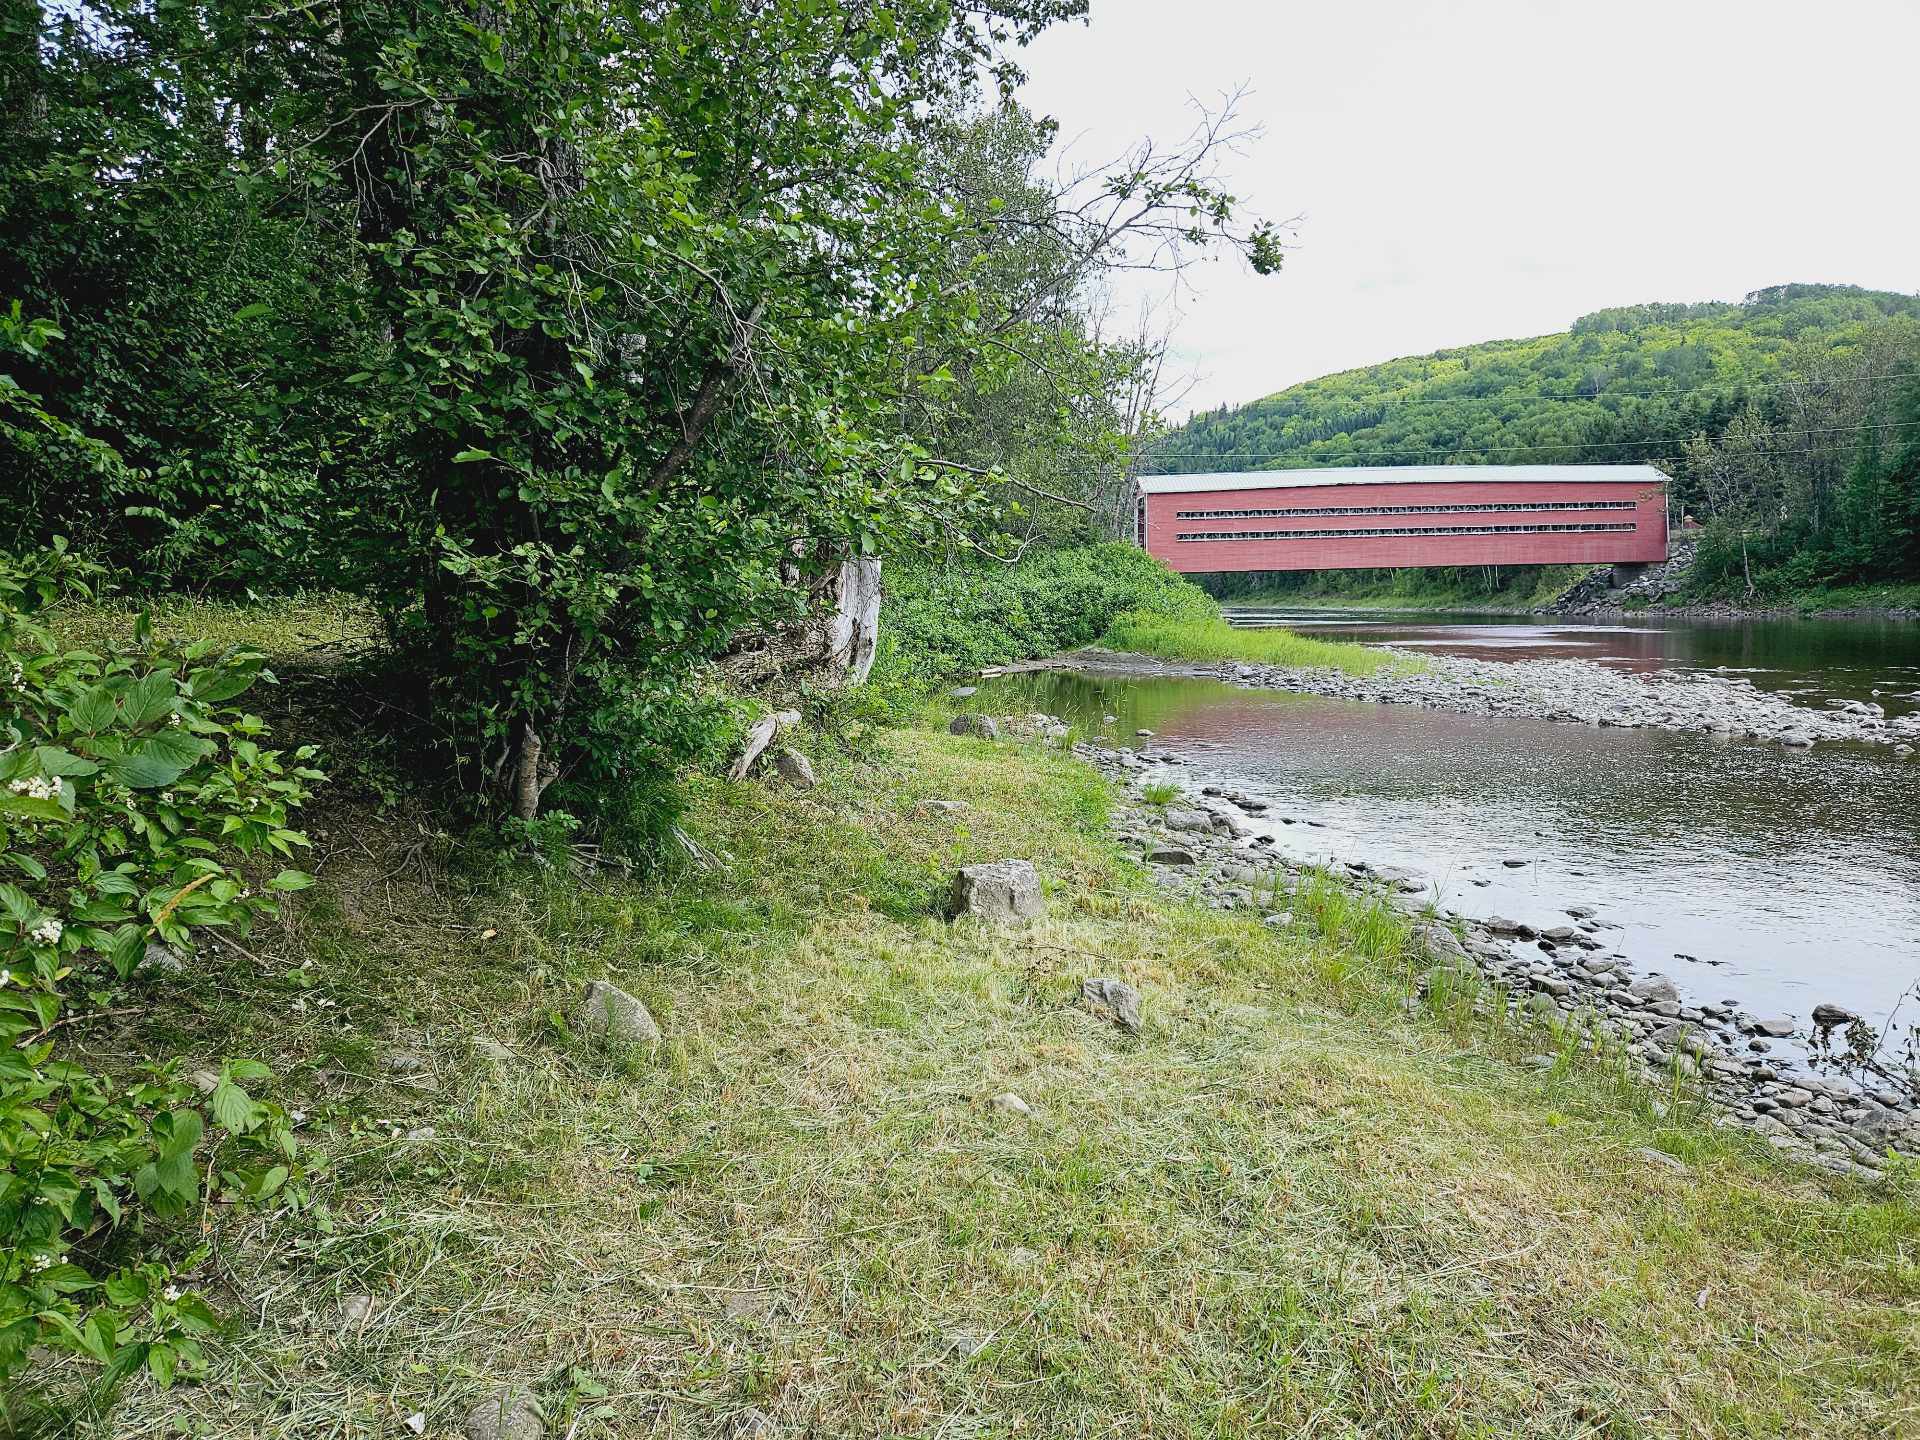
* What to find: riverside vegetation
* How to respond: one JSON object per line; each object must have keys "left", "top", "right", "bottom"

{"left": 6, "top": 2, "right": 1920, "bottom": 1431}
{"left": 8, "top": 580, "right": 1920, "bottom": 1438}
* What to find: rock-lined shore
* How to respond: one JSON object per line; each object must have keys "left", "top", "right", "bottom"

{"left": 1033, "top": 723, "right": 1920, "bottom": 1180}
{"left": 1044, "top": 648, "right": 1920, "bottom": 752}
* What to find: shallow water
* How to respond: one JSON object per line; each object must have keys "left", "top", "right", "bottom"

{"left": 973, "top": 665, "right": 1920, "bottom": 1034}
{"left": 1224, "top": 608, "right": 1920, "bottom": 719}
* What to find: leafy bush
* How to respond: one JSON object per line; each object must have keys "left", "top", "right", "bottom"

{"left": 0, "top": 543, "right": 322, "bottom": 1390}
{"left": 878, "top": 544, "right": 1219, "bottom": 686}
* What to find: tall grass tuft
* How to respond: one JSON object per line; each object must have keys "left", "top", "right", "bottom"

{"left": 1097, "top": 611, "right": 1414, "bottom": 678}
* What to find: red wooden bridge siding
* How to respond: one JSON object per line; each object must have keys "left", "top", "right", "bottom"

{"left": 1136, "top": 465, "right": 1669, "bottom": 574}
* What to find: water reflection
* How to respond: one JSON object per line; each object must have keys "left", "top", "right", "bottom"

{"left": 977, "top": 669, "right": 1920, "bottom": 1027}
{"left": 1226, "top": 608, "right": 1920, "bottom": 716}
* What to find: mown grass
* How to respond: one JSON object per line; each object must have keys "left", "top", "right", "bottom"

{"left": 1097, "top": 609, "right": 1416, "bottom": 677}
{"left": 24, "top": 708, "right": 1920, "bottom": 1438}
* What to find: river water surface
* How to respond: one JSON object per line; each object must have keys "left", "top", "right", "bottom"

{"left": 975, "top": 612, "right": 1920, "bottom": 1040}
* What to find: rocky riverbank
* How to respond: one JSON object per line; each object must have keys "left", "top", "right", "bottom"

{"left": 1000, "top": 719, "right": 1920, "bottom": 1181}
{"left": 1033, "top": 647, "right": 1920, "bottom": 752}
{"left": 1569, "top": 600, "right": 1920, "bottom": 622}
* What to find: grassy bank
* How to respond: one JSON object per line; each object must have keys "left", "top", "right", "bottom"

{"left": 878, "top": 545, "right": 1399, "bottom": 687}
{"left": 1208, "top": 564, "right": 1594, "bottom": 614}
{"left": 1096, "top": 611, "right": 1409, "bottom": 676}
{"left": 18, "top": 658, "right": 1916, "bottom": 1435}
{"left": 1673, "top": 577, "right": 1920, "bottom": 615}
{"left": 877, "top": 544, "right": 1217, "bottom": 687}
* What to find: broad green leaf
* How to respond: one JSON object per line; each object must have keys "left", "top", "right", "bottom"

{"left": 0, "top": 793, "right": 67, "bottom": 822}
{"left": 111, "top": 730, "right": 213, "bottom": 789}
{"left": 34, "top": 746, "right": 98, "bottom": 778}
{"left": 101, "top": 1339, "right": 148, "bottom": 1387}
{"left": 39, "top": 1264, "right": 95, "bottom": 1295}
{"left": 68, "top": 684, "right": 118, "bottom": 733}
{"left": 209, "top": 1081, "right": 256, "bottom": 1134}
{"left": 122, "top": 671, "right": 178, "bottom": 728}
{"left": 155, "top": 1108, "right": 205, "bottom": 1161}
{"left": 104, "top": 1273, "right": 150, "bottom": 1307}
{"left": 0, "top": 883, "right": 35, "bottom": 921}
{"left": 189, "top": 664, "right": 260, "bottom": 704}
{"left": 153, "top": 1148, "right": 197, "bottom": 1200}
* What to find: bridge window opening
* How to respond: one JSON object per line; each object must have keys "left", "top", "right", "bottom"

{"left": 1174, "top": 521, "right": 1639, "bottom": 542}
{"left": 1173, "top": 500, "right": 1638, "bottom": 520}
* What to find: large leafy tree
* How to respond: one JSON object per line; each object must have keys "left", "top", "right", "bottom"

{"left": 4, "top": 0, "right": 1279, "bottom": 818}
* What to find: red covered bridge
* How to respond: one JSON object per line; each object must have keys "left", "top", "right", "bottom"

{"left": 1134, "top": 464, "right": 1669, "bottom": 574}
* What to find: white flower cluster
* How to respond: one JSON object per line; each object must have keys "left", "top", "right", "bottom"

{"left": 28, "top": 916, "right": 62, "bottom": 947}
{"left": 8, "top": 776, "right": 58, "bottom": 801}
{"left": 7, "top": 662, "right": 24, "bottom": 689}
{"left": 29, "top": 1251, "right": 66, "bottom": 1274}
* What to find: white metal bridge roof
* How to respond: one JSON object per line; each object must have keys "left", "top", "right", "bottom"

{"left": 1136, "top": 464, "right": 1669, "bottom": 494}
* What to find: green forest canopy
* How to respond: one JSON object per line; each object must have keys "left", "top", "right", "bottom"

{"left": 1152, "top": 283, "right": 1920, "bottom": 504}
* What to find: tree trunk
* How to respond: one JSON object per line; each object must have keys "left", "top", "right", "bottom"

{"left": 823, "top": 556, "right": 882, "bottom": 684}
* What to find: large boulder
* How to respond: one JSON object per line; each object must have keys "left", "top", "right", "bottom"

{"left": 574, "top": 980, "right": 662, "bottom": 1044}
{"left": 948, "top": 714, "right": 999, "bottom": 741}
{"left": 949, "top": 861, "right": 1043, "bottom": 923}
{"left": 1627, "top": 974, "right": 1680, "bottom": 1005}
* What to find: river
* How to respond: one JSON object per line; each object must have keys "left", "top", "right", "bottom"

{"left": 974, "top": 611, "right": 1920, "bottom": 1047}
{"left": 1226, "top": 607, "right": 1920, "bottom": 718}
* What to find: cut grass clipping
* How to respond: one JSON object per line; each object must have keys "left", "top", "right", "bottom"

{"left": 1097, "top": 609, "right": 1414, "bottom": 676}
{"left": 42, "top": 718, "right": 1920, "bottom": 1439}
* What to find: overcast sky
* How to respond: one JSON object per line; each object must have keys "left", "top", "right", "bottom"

{"left": 1016, "top": 0, "right": 1920, "bottom": 418}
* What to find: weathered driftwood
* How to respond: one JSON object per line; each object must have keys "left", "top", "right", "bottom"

{"left": 727, "top": 707, "right": 805, "bottom": 781}
{"left": 728, "top": 713, "right": 781, "bottom": 781}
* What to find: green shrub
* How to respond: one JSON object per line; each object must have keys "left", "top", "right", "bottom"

{"left": 0, "top": 543, "right": 322, "bottom": 1391}
{"left": 879, "top": 544, "right": 1218, "bottom": 687}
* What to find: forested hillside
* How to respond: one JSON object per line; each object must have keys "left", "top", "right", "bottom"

{"left": 1153, "top": 285, "right": 1920, "bottom": 597}
{"left": 1158, "top": 286, "right": 1918, "bottom": 485}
